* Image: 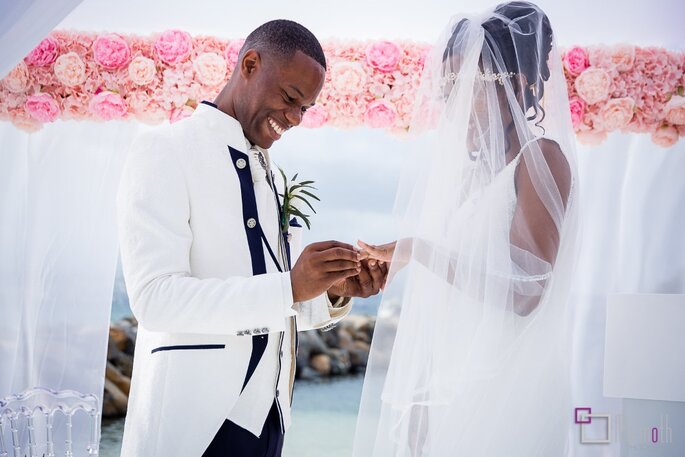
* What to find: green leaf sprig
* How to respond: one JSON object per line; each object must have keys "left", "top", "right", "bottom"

{"left": 278, "top": 167, "right": 320, "bottom": 232}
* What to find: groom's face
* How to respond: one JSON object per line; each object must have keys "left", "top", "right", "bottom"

{"left": 238, "top": 49, "right": 325, "bottom": 149}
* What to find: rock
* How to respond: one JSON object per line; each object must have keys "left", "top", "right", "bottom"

{"left": 337, "top": 328, "right": 355, "bottom": 351}
{"left": 102, "top": 378, "right": 128, "bottom": 418}
{"left": 106, "top": 361, "right": 131, "bottom": 396}
{"left": 113, "top": 351, "right": 134, "bottom": 378}
{"left": 318, "top": 327, "right": 340, "bottom": 348}
{"left": 328, "top": 348, "right": 351, "bottom": 375}
{"left": 109, "top": 325, "right": 134, "bottom": 355}
{"left": 350, "top": 340, "right": 371, "bottom": 370}
{"left": 310, "top": 354, "right": 331, "bottom": 375}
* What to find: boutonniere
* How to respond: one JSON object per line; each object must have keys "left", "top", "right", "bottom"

{"left": 278, "top": 167, "right": 320, "bottom": 233}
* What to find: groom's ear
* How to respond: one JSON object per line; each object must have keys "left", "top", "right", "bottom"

{"left": 239, "top": 49, "right": 261, "bottom": 80}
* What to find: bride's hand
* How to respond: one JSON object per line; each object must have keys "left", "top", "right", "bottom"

{"left": 357, "top": 240, "right": 396, "bottom": 265}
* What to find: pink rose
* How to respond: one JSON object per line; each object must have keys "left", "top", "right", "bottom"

{"left": 25, "top": 93, "right": 60, "bottom": 122}
{"left": 194, "top": 52, "right": 227, "bottom": 86}
{"left": 224, "top": 39, "right": 245, "bottom": 69}
{"left": 366, "top": 41, "right": 401, "bottom": 73}
{"left": 665, "top": 95, "right": 685, "bottom": 125}
{"left": 364, "top": 100, "right": 397, "bottom": 128}
{"left": 599, "top": 97, "right": 635, "bottom": 131}
{"left": 651, "top": 125, "right": 679, "bottom": 148}
{"left": 170, "top": 105, "right": 195, "bottom": 124}
{"left": 575, "top": 68, "right": 612, "bottom": 105}
{"left": 128, "top": 56, "right": 157, "bottom": 85}
{"left": 88, "top": 91, "right": 128, "bottom": 120}
{"left": 155, "top": 30, "right": 193, "bottom": 65}
{"left": 2, "top": 62, "right": 30, "bottom": 93}
{"left": 300, "top": 105, "right": 328, "bottom": 128}
{"left": 93, "top": 34, "right": 131, "bottom": 70}
{"left": 24, "top": 37, "right": 59, "bottom": 67}
{"left": 576, "top": 130, "right": 608, "bottom": 146}
{"left": 331, "top": 62, "right": 367, "bottom": 94}
{"left": 562, "top": 46, "right": 589, "bottom": 77}
{"left": 54, "top": 52, "right": 87, "bottom": 87}
{"left": 610, "top": 44, "right": 636, "bottom": 72}
{"left": 568, "top": 96, "right": 586, "bottom": 129}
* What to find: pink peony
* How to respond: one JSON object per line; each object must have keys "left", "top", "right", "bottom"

{"left": 88, "top": 91, "right": 128, "bottom": 120}
{"left": 93, "top": 34, "right": 131, "bottom": 70}
{"left": 170, "top": 105, "right": 195, "bottom": 124}
{"left": 155, "top": 30, "right": 193, "bottom": 65}
{"left": 193, "top": 52, "right": 227, "bottom": 86}
{"left": 589, "top": 44, "right": 636, "bottom": 72}
{"left": 2, "top": 62, "right": 30, "bottom": 93}
{"left": 128, "top": 56, "right": 157, "bottom": 85}
{"left": 610, "top": 44, "right": 636, "bottom": 72}
{"left": 366, "top": 41, "right": 401, "bottom": 73}
{"left": 575, "top": 68, "right": 612, "bottom": 105}
{"left": 664, "top": 95, "right": 685, "bottom": 125}
{"left": 652, "top": 125, "right": 679, "bottom": 147}
{"left": 24, "top": 37, "right": 60, "bottom": 67}
{"left": 300, "top": 105, "right": 328, "bottom": 128}
{"left": 224, "top": 39, "right": 245, "bottom": 69}
{"left": 25, "top": 93, "right": 60, "bottom": 122}
{"left": 330, "top": 62, "right": 367, "bottom": 94}
{"left": 54, "top": 52, "right": 87, "bottom": 87}
{"left": 599, "top": 97, "right": 635, "bottom": 131}
{"left": 568, "top": 96, "right": 586, "bottom": 129}
{"left": 364, "top": 99, "right": 397, "bottom": 128}
{"left": 563, "top": 46, "right": 589, "bottom": 77}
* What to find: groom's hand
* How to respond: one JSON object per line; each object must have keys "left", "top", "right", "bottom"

{"left": 328, "top": 258, "right": 389, "bottom": 299}
{"left": 290, "top": 241, "right": 362, "bottom": 303}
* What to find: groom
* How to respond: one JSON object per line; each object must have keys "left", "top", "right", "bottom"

{"left": 117, "top": 20, "right": 387, "bottom": 457}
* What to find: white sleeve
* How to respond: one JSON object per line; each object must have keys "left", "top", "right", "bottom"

{"left": 117, "top": 132, "right": 292, "bottom": 335}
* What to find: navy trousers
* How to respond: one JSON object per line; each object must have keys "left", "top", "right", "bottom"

{"left": 201, "top": 401, "right": 284, "bottom": 457}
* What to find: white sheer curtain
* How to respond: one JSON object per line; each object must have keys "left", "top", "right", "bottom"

{"left": 0, "top": 120, "right": 137, "bottom": 454}
{"left": 569, "top": 135, "right": 685, "bottom": 456}
{"left": 0, "top": 0, "right": 85, "bottom": 77}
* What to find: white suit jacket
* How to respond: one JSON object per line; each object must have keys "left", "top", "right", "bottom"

{"left": 117, "top": 102, "right": 350, "bottom": 456}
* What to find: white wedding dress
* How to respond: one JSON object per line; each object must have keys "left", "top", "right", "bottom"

{"left": 354, "top": 3, "right": 580, "bottom": 456}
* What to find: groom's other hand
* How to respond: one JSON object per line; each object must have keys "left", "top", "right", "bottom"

{"left": 291, "top": 241, "right": 362, "bottom": 302}
{"left": 329, "top": 258, "right": 389, "bottom": 299}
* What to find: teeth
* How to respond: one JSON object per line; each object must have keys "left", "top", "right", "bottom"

{"left": 269, "top": 118, "right": 285, "bottom": 135}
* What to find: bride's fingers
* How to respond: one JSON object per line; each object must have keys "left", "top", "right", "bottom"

{"left": 358, "top": 240, "right": 383, "bottom": 259}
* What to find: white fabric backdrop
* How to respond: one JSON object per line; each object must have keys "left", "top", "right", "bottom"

{"left": 0, "top": 120, "right": 136, "bottom": 454}
{"left": 570, "top": 136, "right": 685, "bottom": 456}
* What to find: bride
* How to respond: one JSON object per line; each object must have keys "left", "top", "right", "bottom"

{"left": 353, "top": 2, "right": 579, "bottom": 456}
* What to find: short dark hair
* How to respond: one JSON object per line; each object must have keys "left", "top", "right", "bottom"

{"left": 238, "top": 19, "right": 327, "bottom": 70}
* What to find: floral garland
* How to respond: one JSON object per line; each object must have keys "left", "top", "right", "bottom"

{"left": 563, "top": 45, "right": 685, "bottom": 147}
{"left": 1, "top": 30, "right": 684, "bottom": 147}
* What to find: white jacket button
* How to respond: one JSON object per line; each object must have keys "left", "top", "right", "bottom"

{"left": 246, "top": 218, "right": 257, "bottom": 229}
{"left": 236, "top": 158, "right": 247, "bottom": 169}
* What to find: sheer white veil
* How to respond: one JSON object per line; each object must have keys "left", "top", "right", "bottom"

{"left": 353, "top": 2, "right": 580, "bottom": 456}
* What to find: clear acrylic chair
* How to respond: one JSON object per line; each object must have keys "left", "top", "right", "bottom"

{"left": 0, "top": 387, "right": 100, "bottom": 457}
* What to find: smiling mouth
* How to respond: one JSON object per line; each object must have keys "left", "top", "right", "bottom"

{"left": 268, "top": 117, "right": 287, "bottom": 136}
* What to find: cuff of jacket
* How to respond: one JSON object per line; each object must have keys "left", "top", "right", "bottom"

{"left": 281, "top": 271, "right": 297, "bottom": 318}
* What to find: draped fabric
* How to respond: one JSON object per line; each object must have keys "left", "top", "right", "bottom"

{"left": 0, "top": 0, "right": 85, "bottom": 78}
{"left": 0, "top": 120, "right": 138, "bottom": 454}
{"left": 569, "top": 134, "right": 685, "bottom": 456}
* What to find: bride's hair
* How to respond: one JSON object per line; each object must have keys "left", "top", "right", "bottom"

{"left": 483, "top": 1, "right": 553, "bottom": 128}
{"left": 443, "top": 2, "right": 554, "bottom": 136}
